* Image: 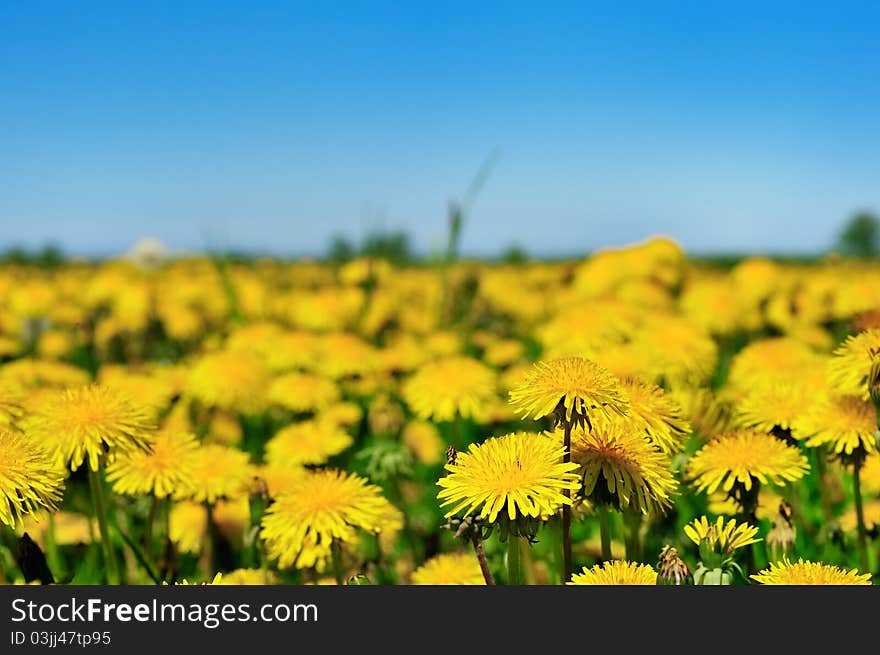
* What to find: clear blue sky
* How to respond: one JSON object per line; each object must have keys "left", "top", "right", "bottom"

{"left": 2, "top": 1, "right": 879, "bottom": 257}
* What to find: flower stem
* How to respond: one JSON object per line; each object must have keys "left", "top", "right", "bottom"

{"left": 144, "top": 495, "right": 158, "bottom": 568}
{"left": 471, "top": 533, "right": 495, "bottom": 585}
{"left": 853, "top": 463, "right": 870, "bottom": 573}
{"left": 561, "top": 420, "right": 573, "bottom": 582}
{"left": 624, "top": 511, "right": 641, "bottom": 562}
{"left": 204, "top": 502, "right": 219, "bottom": 577}
{"left": 507, "top": 536, "right": 522, "bottom": 585}
{"left": 331, "top": 540, "right": 345, "bottom": 585}
{"left": 88, "top": 467, "right": 120, "bottom": 585}
{"left": 813, "top": 446, "right": 833, "bottom": 526}
{"left": 598, "top": 505, "right": 612, "bottom": 563}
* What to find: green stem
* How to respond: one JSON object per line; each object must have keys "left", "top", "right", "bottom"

{"left": 853, "top": 464, "right": 870, "bottom": 573}
{"left": 88, "top": 468, "right": 120, "bottom": 585}
{"left": 331, "top": 540, "right": 345, "bottom": 585}
{"left": 144, "top": 495, "right": 158, "bottom": 568}
{"left": 204, "top": 502, "right": 219, "bottom": 577}
{"left": 45, "top": 512, "right": 64, "bottom": 581}
{"left": 598, "top": 505, "right": 612, "bottom": 563}
{"left": 562, "top": 420, "right": 573, "bottom": 582}
{"left": 507, "top": 536, "right": 522, "bottom": 585}
{"left": 624, "top": 512, "right": 641, "bottom": 562}
{"left": 814, "top": 447, "right": 833, "bottom": 526}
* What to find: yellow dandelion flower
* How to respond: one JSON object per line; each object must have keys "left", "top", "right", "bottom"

{"left": 216, "top": 568, "right": 278, "bottom": 585}
{"left": 725, "top": 337, "right": 820, "bottom": 395}
{"left": 828, "top": 329, "right": 880, "bottom": 399}
{"left": 567, "top": 423, "right": 678, "bottom": 515}
{"left": 840, "top": 499, "right": 880, "bottom": 533}
{"left": 253, "top": 464, "right": 308, "bottom": 498}
{"left": 213, "top": 497, "right": 251, "bottom": 542}
{"left": 669, "top": 386, "right": 735, "bottom": 440}
{"left": 169, "top": 500, "right": 206, "bottom": 554}
{"left": 106, "top": 430, "right": 199, "bottom": 498}
{"left": 594, "top": 377, "right": 690, "bottom": 453}
{"left": 167, "top": 573, "right": 224, "bottom": 586}
{"left": 568, "top": 560, "right": 657, "bottom": 585}
{"left": 483, "top": 339, "right": 525, "bottom": 368}
{"left": 795, "top": 395, "right": 878, "bottom": 456}
{"left": 437, "top": 432, "right": 581, "bottom": 523}
{"left": 181, "top": 444, "right": 254, "bottom": 504}
{"left": 402, "top": 421, "right": 445, "bottom": 465}
{"left": 260, "top": 469, "right": 391, "bottom": 570}
{"left": 186, "top": 350, "right": 270, "bottom": 415}
{"left": 264, "top": 420, "right": 353, "bottom": 467}
{"left": 315, "top": 332, "right": 377, "bottom": 379}
{"left": 686, "top": 430, "right": 809, "bottom": 494}
{"left": 861, "top": 453, "right": 880, "bottom": 495}
{"left": 736, "top": 382, "right": 811, "bottom": 435}
{"left": 634, "top": 315, "right": 718, "bottom": 386}
{"left": 268, "top": 372, "right": 340, "bottom": 413}
{"left": 684, "top": 515, "right": 761, "bottom": 556}
{"left": 0, "top": 358, "right": 90, "bottom": 390}
{"left": 16, "top": 510, "right": 95, "bottom": 547}
{"left": 0, "top": 429, "right": 65, "bottom": 527}
{"left": 98, "top": 367, "right": 175, "bottom": 419}
{"left": 402, "top": 355, "right": 496, "bottom": 422}
{"left": 25, "top": 385, "right": 154, "bottom": 472}
{"left": 508, "top": 357, "right": 628, "bottom": 429}
{"left": 751, "top": 557, "right": 871, "bottom": 585}
{"left": 317, "top": 401, "right": 363, "bottom": 429}
{"left": 0, "top": 382, "right": 25, "bottom": 429}
{"left": 411, "top": 552, "right": 485, "bottom": 585}
{"left": 206, "top": 410, "right": 243, "bottom": 445}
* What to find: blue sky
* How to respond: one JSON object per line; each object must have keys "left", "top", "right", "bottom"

{"left": 2, "top": 2, "right": 879, "bottom": 257}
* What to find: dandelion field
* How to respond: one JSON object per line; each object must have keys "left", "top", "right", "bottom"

{"left": 2, "top": 237, "right": 880, "bottom": 586}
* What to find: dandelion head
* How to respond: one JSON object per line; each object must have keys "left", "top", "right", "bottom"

{"left": 0, "top": 429, "right": 65, "bottom": 528}
{"left": 25, "top": 384, "right": 154, "bottom": 472}
{"left": 568, "top": 423, "right": 678, "bottom": 515}
{"left": 686, "top": 429, "right": 809, "bottom": 495}
{"left": 751, "top": 558, "right": 871, "bottom": 585}
{"left": 568, "top": 561, "right": 658, "bottom": 585}
{"left": 411, "top": 552, "right": 485, "bottom": 585}
{"left": 402, "top": 356, "right": 496, "bottom": 422}
{"left": 508, "top": 357, "right": 628, "bottom": 429}
{"left": 260, "top": 469, "right": 392, "bottom": 571}
{"left": 437, "top": 432, "right": 581, "bottom": 528}
{"left": 106, "top": 429, "right": 199, "bottom": 498}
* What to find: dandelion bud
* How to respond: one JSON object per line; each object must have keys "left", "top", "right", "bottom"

{"left": 656, "top": 545, "right": 692, "bottom": 585}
